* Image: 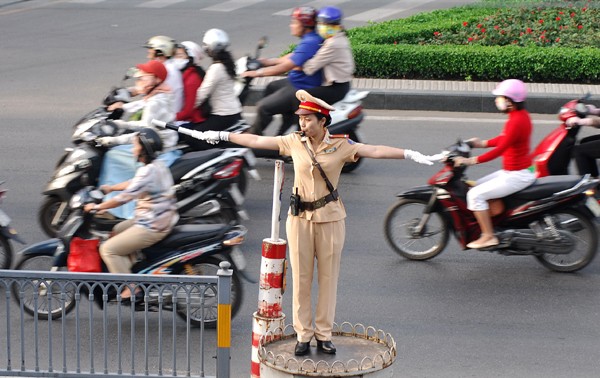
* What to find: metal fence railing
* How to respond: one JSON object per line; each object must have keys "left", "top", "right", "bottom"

{"left": 0, "top": 263, "right": 232, "bottom": 377}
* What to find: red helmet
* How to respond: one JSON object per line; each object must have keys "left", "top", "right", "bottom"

{"left": 135, "top": 60, "right": 167, "bottom": 82}
{"left": 292, "top": 6, "right": 317, "bottom": 28}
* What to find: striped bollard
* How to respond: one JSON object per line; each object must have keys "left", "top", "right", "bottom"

{"left": 251, "top": 160, "right": 287, "bottom": 378}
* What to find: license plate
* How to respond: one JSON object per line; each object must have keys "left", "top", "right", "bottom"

{"left": 0, "top": 210, "right": 10, "bottom": 227}
{"left": 230, "top": 247, "right": 246, "bottom": 270}
{"left": 229, "top": 184, "right": 245, "bottom": 206}
{"left": 586, "top": 197, "right": 600, "bottom": 217}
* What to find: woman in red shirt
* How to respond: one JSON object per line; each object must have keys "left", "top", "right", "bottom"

{"left": 173, "top": 41, "right": 206, "bottom": 124}
{"left": 454, "top": 79, "right": 536, "bottom": 249}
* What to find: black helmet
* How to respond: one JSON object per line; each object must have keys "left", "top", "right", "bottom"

{"left": 138, "top": 128, "right": 163, "bottom": 160}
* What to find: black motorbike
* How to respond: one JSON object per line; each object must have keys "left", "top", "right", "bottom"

{"left": 0, "top": 181, "right": 26, "bottom": 269}
{"left": 384, "top": 140, "right": 600, "bottom": 272}
{"left": 14, "top": 186, "right": 250, "bottom": 327}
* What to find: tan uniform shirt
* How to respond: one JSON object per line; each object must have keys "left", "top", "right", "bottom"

{"left": 277, "top": 131, "right": 362, "bottom": 222}
{"left": 302, "top": 33, "right": 355, "bottom": 86}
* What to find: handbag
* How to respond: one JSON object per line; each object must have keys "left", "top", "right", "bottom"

{"left": 67, "top": 237, "right": 102, "bottom": 273}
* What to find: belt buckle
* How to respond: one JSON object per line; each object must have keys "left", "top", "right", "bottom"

{"left": 313, "top": 197, "right": 326, "bottom": 209}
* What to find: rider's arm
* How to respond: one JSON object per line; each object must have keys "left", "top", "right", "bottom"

{"left": 303, "top": 38, "right": 335, "bottom": 76}
{"left": 356, "top": 144, "right": 406, "bottom": 159}
{"left": 253, "top": 57, "right": 296, "bottom": 77}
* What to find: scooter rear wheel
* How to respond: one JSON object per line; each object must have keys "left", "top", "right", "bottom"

{"left": 175, "top": 256, "right": 242, "bottom": 328}
{"left": 535, "top": 209, "right": 598, "bottom": 272}
{"left": 0, "top": 236, "right": 12, "bottom": 270}
{"left": 384, "top": 199, "right": 449, "bottom": 260}
{"left": 12, "top": 255, "right": 76, "bottom": 320}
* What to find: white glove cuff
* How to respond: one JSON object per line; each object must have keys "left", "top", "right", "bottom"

{"left": 219, "top": 131, "right": 231, "bottom": 142}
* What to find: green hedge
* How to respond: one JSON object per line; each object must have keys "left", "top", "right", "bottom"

{"left": 352, "top": 44, "right": 600, "bottom": 82}
{"left": 343, "top": 3, "right": 600, "bottom": 82}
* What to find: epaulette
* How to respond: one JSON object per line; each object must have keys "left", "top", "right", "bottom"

{"left": 330, "top": 134, "right": 349, "bottom": 138}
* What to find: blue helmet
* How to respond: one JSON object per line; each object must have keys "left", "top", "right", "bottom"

{"left": 317, "top": 6, "right": 342, "bottom": 25}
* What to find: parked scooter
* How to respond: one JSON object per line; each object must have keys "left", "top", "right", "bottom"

{"left": 13, "top": 186, "right": 249, "bottom": 327}
{"left": 384, "top": 140, "right": 600, "bottom": 272}
{"left": 39, "top": 110, "right": 258, "bottom": 237}
{"left": 235, "top": 37, "right": 368, "bottom": 173}
{"left": 0, "top": 181, "right": 25, "bottom": 269}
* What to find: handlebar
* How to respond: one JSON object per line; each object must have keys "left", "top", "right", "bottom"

{"left": 151, "top": 119, "right": 179, "bottom": 131}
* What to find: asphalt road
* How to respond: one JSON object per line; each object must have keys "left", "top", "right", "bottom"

{"left": 2, "top": 1, "right": 600, "bottom": 377}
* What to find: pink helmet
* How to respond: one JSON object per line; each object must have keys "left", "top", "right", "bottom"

{"left": 492, "top": 79, "right": 527, "bottom": 103}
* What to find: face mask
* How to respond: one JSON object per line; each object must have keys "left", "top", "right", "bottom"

{"left": 172, "top": 58, "right": 189, "bottom": 71}
{"left": 495, "top": 97, "right": 508, "bottom": 112}
{"left": 317, "top": 24, "right": 340, "bottom": 39}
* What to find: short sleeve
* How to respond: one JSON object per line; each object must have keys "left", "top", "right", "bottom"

{"left": 276, "top": 134, "right": 295, "bottom": 157}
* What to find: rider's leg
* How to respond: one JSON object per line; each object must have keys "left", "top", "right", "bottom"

{"left": 466, "top": 169, "right": 535, "bottom": 248}
{"left": 249, "top": 79, "right": 296, "bottom": 135}
{"left": 573, "top": 135, "right": 600, "bottom": 177}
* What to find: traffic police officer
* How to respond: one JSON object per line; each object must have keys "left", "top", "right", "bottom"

{"left": 182, "top": 90, "right": 438, "bottom": 356}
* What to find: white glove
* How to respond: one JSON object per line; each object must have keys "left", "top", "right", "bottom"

{"left": 201, "top": 130, "right": 230, "bottom": 145}
{"left": 97, "top": 136, "right": 117, "bottom": 147}
{"left": 424, "top": 153, "right": 446, "bottom": 162}
{"left": 404, "top": 149, "right": 434, "bottom": 165}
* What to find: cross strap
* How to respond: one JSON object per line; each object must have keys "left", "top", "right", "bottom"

{"left": 302, "top": 140, "right": 338, "bottom": 200}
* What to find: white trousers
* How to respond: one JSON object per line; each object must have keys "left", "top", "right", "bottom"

{"left": 467, "top": 169, "right": 536, "bottom": 211}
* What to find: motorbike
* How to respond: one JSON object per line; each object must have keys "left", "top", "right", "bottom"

{"left": 0, "top": 181, "right": 26, "bottom": 269}
{"left": 383, "top": 140, "right": 600, "bottom": 273}
{"left": 39, "top": 106, "right": 258, "bottom": 237}
{"left": 531, "top": 94, "right": 593, "bottom": 177}
{"left": 234, "top": 37, "right": 368, "bottom": 173}
{"left": 13, "top": 186, "right": 250, "bottom": 328}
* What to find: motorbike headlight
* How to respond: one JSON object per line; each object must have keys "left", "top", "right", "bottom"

{"left": 57, "top": 159, "right": 91, "bottom": 178}
{"left": 69, "top": 192, "right": 84, "bottom": 209}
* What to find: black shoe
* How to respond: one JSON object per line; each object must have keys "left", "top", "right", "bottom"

{"left": 121, "top": 290, "right": 144, "bottom": 306}
{"left": 294, "top": 341, "right": 310, "bottom": 356}
{"left": 316, "top": 340, "right": 336, "bottom": 354}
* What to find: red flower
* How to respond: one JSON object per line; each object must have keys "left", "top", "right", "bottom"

{"left": 559, "top": 11, "right": 564, "bottom": 15}
{"left": 539, "top": 19, "right": 544, "bottom": 24}
{"left": 570, "top": 12, "right": 576, "bottom": 17}
{"left": 494, "top": 25, "right": 499, "bottom": 30}
{"left": 480, "top": 28, "right": 486, "bottom": 33}
{"left": 394, "top": 41, "right": 397, "bottom": 45}
{"left": 433, "top": 31, "right": 440, "bottom": 36}
{"left": 555, "top": 17, "right": 561, "bottom": 21}
{"left": 578, "top": 24, "right": 583, "bottom": 29}
{"left": 582, "top": 7, "right": 587, "bottom": 12}
{"left": 526, "top": 28, "right": 532, "bottom": 34}
{"left": 463, "top": 21, "right": 468, "bottom": 27}
{"left": 555, "top": 38, "right": 560, "bottom": 42}
{"left": 468, "top": 37, "right": 473, "bottom": 42}
{"left": 476, "top": 23, "right": 482, "bottom": 28}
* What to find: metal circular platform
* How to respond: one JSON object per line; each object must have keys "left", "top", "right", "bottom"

{"left": 258, "top": 322, "right": 397, "bottom": 377}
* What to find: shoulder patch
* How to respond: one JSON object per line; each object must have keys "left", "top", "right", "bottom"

{"left": 330, "top": 134, "right": 349, "bottom": 139}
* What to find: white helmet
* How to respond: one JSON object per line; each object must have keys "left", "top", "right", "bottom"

{"left": 202, "top": 28, "right": 230, "bottom": 55}
{"left": 180, "top": 41, "right": 204, "bottom": 66}
{"left": 144, "top": 35, "right": 176, "bottom": 58}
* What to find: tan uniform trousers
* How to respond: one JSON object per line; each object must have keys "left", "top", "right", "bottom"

{"left": 286, "top": 215, "right": 345, "bottom": 342}
{"left": 100, "top": 219, "right": 170, "bottom": 274}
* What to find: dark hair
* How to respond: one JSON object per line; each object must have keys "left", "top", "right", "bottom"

{"left": 211, "top": 50, "right": 236, "bottom": 79}
{"left": 314, "top": 112, "right": 332, "bottom": 126}
{"left": 506, "top": 97, "right": 526, "bottom": 111}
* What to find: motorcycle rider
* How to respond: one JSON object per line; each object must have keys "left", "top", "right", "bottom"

{"left": 566, "top": 106, "right": 600, "bottom": 177}
{"left": 177, "top": 29, "right": 243, "bottom": 151}
{"left": 98, "top": 60, "right": 180, "bottom": 219}
{"left": 84, "top": 128, "right": 179, "bottom": 301}
{"left": 454, "top": 79, "right": 536, "bottom": 249}
{"left": 143, "top": 35, "right": 184, "bottom": 113}
{"left": 303, "top": 6, "right": 354, "bottom": 106}
{"left": 173, "top": 41, "right": 207, "bottom": 124}
{"left": 243, "top": 6, "right": 323, "bottom": 135}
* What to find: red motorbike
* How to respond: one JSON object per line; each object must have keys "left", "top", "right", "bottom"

{"left": 384, "top": 140, "right": 600, "bottom": 272}
{"left": 531, "top": 95, "right": 592, "bottom": 177}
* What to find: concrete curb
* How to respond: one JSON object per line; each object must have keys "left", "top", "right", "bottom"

{"left": 245, "top": 77, "right": 600, "bottom": 114}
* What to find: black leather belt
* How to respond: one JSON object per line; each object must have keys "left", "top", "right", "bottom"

{"left": 300, "top": 190, "right": 339, "bottom": 212}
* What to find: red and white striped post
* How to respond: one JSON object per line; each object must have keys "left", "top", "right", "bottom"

{"left": 251, "top": 160, "right": 287, "bottom": 378}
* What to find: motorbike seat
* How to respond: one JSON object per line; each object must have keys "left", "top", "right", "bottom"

{"left": 170, "top": 150, "right": 225, "bottom": 182}
{"left": 141, "top": 223, "right": 230, "bottom": 260}
{"left": 505, "top": 175, "right": 583, "bottom": 203}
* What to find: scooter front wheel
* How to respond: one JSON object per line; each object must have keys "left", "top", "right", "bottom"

{"left": 12, "top": 255, "right": 76, "bottom": 320}
{"left": 38, "top": 196, "right": 70, "bottom": 238}
{"left": 535, "top": 209, "right": 598, "bottom": 272}
{"left": 175, "top": 256, "right": 243, "bottom": 328}
{"left": 0, "top": 236, "right": 12, "bottom": 270}
{"left": 384, "top": 199, "right": 449, "bottom": 260}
